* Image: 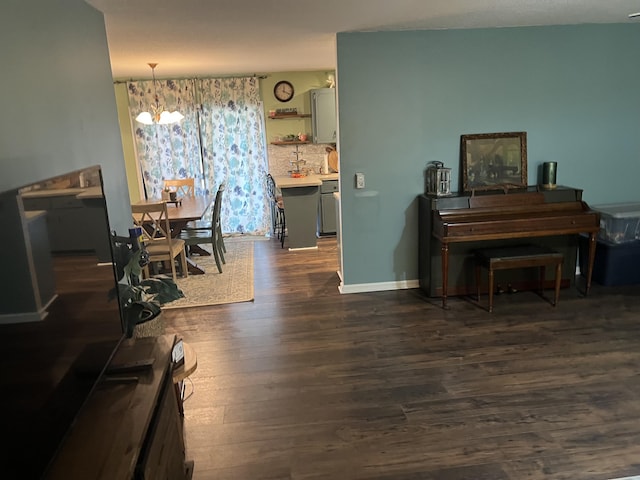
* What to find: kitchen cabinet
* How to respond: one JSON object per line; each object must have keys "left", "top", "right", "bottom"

{"left": 319, "top": 179, "right": 339, "bottom": 235}
{"left": 310, "top": 88, "right": 336, "bottom": 144}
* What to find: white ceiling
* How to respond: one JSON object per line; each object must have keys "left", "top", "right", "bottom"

{"left": 86, "top": 0, "right": 640, "bottom": 79}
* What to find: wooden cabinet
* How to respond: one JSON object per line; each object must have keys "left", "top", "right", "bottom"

{"left": 138, "top": 373, "right": 188, "bottom": 479}
{"left": 310, "top": 88, "right": 336, "bottom": 144}
{"left": 47, "top": 335, "right": 192, "bottom": 480}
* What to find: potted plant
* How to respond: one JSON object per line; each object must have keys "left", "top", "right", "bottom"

{"left": 109, "top": 234, "right": 185, "bottom": 338}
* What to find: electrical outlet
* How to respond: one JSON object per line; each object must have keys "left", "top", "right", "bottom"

{"left": 355, "top": 172, "right": 365, "bottom": 189}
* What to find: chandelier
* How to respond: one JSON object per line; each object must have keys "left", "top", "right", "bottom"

{"left": 135, "top": 63, "right": 184, "bottom": 125}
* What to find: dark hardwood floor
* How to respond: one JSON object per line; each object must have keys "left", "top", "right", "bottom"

{"left": 164, "top": 236, "right": 640, "bottom": 480}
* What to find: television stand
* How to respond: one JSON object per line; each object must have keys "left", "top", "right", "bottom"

{"left": 46, "top": 335, "right": 192, "bottom": 479}
{"left": 105, "top": 357, "right": 155, "bottom": 374}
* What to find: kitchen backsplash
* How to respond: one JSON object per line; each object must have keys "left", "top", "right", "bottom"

{"left": 268, "top": 143, "right": 337, "bottom": 176}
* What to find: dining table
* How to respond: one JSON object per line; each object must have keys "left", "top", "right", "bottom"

{"left": 133, "top": 194, "right": 214, "bottom": 275}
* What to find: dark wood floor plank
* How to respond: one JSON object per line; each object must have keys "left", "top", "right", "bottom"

{"left": 163, "top": 236, "right": 640, "bottom": 479}
{"left": 503, "top": 444, "right": 640, "bottom": 479}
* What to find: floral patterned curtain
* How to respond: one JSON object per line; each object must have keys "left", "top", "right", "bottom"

{"left": 127, "top": 78, "right": 203, "bottom": 197}
{"left": 126, "top": 76, "right": 269, "bottom": 235}
{"left": 197, "top": 77, "right": 269, "bottom": 235}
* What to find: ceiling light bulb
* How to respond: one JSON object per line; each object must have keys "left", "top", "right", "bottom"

{"left": 135, "top": 111, "right": 154, "bottom": 125}
{"left": 170, "top": 111, "right": 184, "bottom": 123}
{"left": 158, "top": 111, "right": 174, "bottom": 124}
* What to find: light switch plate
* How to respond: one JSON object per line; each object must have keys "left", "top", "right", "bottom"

{"left": 355, "top": 172, "right": 365, "bottom": 189}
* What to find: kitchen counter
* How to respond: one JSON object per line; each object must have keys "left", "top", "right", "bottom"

{"left": 273, "top": 173, "right": 338, "bottom": 189}
{"left": 273, "top": 175, "right": 335, "bottom": 250}
{"left": 319, "top": 173, "right": 339, "bottom": 181}
{"left": 21, "top": 188, "right": 86, "bottom": 198}
{"left": 21, "top": 186, "right": 104, "bottom": 199}
{"left": 77, "top": 186, "right": 105, "bottom": 199}
{"left": 273, "top": 175, "right": 321, "bottom": 188}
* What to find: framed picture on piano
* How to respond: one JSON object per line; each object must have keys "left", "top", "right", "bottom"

{"left": 460, "top": 131, "right": 527, "bottom": 193}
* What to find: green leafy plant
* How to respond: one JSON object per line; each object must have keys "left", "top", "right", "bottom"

{"left": 109, "top": 237, "right": 184, "bottom": 338}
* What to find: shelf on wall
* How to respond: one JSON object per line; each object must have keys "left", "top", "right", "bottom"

{"left": 268, "top": 114, "right": 311, "bottom": 120}
{"left": 270, "top": 141, "right": 311, "bottom": 145}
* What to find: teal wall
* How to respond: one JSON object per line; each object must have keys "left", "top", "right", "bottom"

{"left": 337, "top": 24, "right": 640, "bottom": 288}
{"left": 1, "top": 0, "right": 130, "bottom": 234}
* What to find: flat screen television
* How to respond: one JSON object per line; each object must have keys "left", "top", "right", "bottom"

{"left": 0, "top": 166, "right": 125, "bottom": 478}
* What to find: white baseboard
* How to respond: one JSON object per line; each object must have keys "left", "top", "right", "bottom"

{"left": 338, "top": 279, "right": 419, "bottom": 294}
{"left": 0, "top": 310, "right": 48, "bottom": 324}
{"left": 288, "top": 246, "right": 318, "bottom": 251}
{"left": 0, "top": 293, "right": 57, "bottom": 324}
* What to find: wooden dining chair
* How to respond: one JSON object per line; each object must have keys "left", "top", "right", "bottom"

{"left": 131, "top": 202, "right": 188, "bottom": 282}
{"left": 179, "top": 184, "right": 226, "bottom": 273}
{"left": 163, "top": 178, "right": 195, "bottom": 198}
{"left": 164, "top": 177, "right": 197, "bottom": 228}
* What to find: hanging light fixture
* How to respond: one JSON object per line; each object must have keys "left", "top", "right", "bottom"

{"left": 135, "top": 63, "right": 184, "bottom": 125}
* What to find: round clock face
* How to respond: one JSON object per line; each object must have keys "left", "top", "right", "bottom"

{"left": 274, "top": 80, "right": 294, "bottom": 102}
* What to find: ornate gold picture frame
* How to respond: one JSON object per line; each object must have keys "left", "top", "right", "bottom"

{"left": 460, "top": 131, "right": 527, "bottom": 193}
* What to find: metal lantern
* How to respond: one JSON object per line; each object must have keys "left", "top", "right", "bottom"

{"left": 426, "top": 161, "right": 452, "bottom": 196}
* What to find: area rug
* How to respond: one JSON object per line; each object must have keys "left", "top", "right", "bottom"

{"left": 164, "top": 238, "right": 254, "bottom": 309}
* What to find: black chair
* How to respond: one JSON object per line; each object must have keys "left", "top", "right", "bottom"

{"left": 266, "top": 174, "right": 285, "bottom": 248}
{"left": 178, "top": 183, "right": 226, "bottom": 273}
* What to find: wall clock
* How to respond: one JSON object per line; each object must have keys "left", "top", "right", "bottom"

{"left": 274, "top": 80, "right": 294, "bottom": 102}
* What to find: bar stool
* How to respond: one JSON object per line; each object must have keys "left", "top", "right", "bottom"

{"left": 266, "top": 174, "right": 286, "bottom": 248}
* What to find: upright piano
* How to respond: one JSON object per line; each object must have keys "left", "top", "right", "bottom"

{"left": 418, "top": 186, "right": 600, "bottom": 308}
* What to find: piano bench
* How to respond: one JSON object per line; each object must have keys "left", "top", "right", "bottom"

{"left": 474, "top": 245, "right": 563, "bottom": 313}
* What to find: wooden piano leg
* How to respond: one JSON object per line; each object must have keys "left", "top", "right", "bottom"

{"left": 584, "top": 232, "right": 597, "bottom": 296}
{"left": 554, "top": 262, "right": 562, "bottom": 306}
{"left": 488, "top": 268, "right": 494, "bottom": 313}
{"left": 441, "top": 243, "right": 449, "bottom": 309}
